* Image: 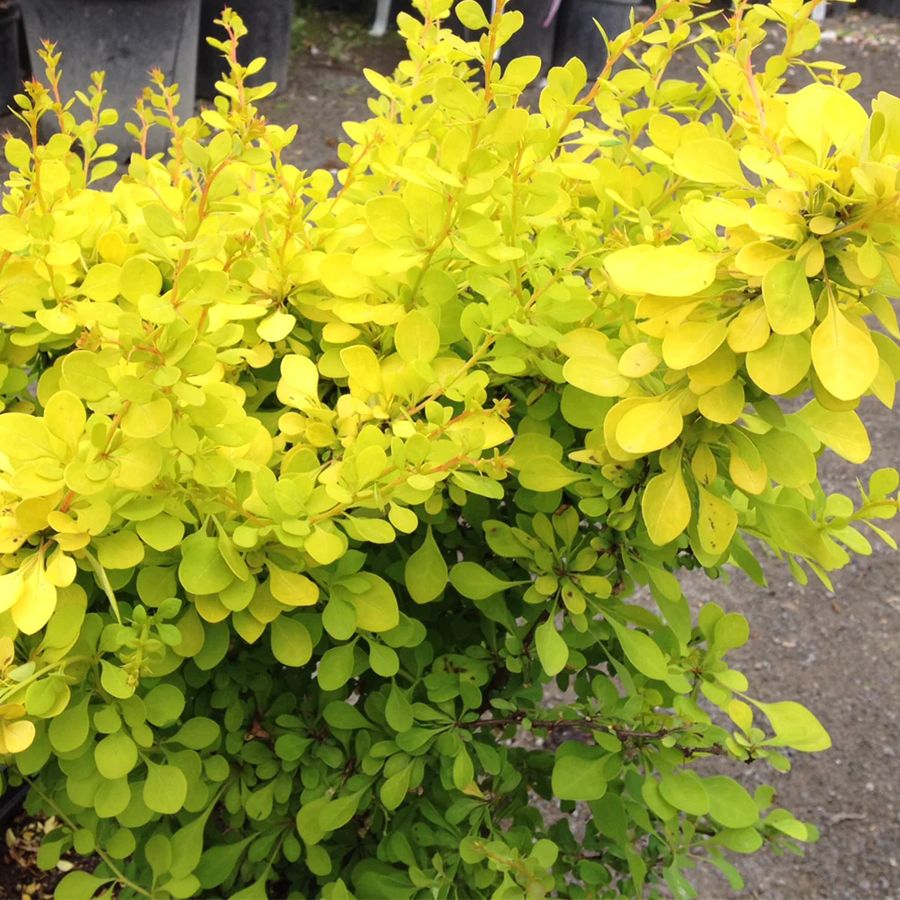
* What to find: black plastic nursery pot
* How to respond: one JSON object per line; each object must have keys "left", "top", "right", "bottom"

{"left": 0, "top": 1, "right": 22, "bottom": 112}
{"left": 19, "top": 0, "right": 201, "bottom": 159}
{"left": 196, "top": 0, "right": 293, "bottom": 99}
{"left": 0, "top": 779, "right": 28, "bottom": 830}
{"left": 551, "top": 0, "right": 639, "bottom": 76}
{"left": 864, "top": 0, "right": 899, "bottom": 16}
{"left": 450, "top": 0, "right": 558, "bottom": 76}
{"left": 500, "top": 0, "right": 558, "bottom": 74}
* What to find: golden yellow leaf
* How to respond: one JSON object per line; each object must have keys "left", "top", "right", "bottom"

{"left": 616, "top": 398, "right": 684, "bottom": 455}
{"left": 605, "top": 244, "right": 718, "bottom": 297}
{"left": 746, "top": 334, "right": 810, "bottom": 395}
{"left": 642, "top": 466, "right": 692, "bottom": 545}
{"left": 697, "top": 486, "right": 738, "bottom": 556}
{"left": 810, "top": 304, "right": 879, "bottom": 401}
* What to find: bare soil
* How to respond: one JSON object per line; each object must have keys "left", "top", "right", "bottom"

{"left": 0, "top": 6, "right": 899, "bottom": 899}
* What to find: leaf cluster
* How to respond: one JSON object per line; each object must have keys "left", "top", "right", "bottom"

{"left": 0, "top": 0, "right": 898, "bottom": 897}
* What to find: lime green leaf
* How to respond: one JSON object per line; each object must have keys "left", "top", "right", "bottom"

{"left": 120, "top": 257, "right": 162, "bottom": 303}
{"left": 143, "top": 762, "right": 188, "bottom": 814}
{"left": 317, "top": 643, "right": 357, "bottom": 691}
{"left": 456, "top": 0, "right": 490, "bottom": 29}
{"left": 753, "top": 700, "right": 831, "bottom": 752}
{"left": 517, "top": 456, "right": 587, "bottom": 491}
{"left": 178, "top": 533, "right": 234, "bottom": 595}
{"left": 659, "top": 770, "right": 709, "bottom": 816}
{"left": 350, "top": 573, "right": 399, "bottom": 632}
{"left": 394, "top": 310, "right": 440, "bottom": 363}
{"left": 305, "top": 526, "right": 347, "bottom": 565}
{"left": 95, "top": 732, "right": 138, "bottom": 780}
{"left": 323, "top": 701, "right": 372, "bottom": 730}
{"left": 48, "top": 697, "right": 90, "bottom": 753}
{"left": 535, "top": 618, "right": 568, "bottom": 677}
{"left": 137, "top": 514, "right": 185, "bottom": 552}
{"left": 144, "top": 683, "right": 186, "bottom": 727}
{"left": 54, "top": 871, "right": 115, "bottom": 900}
{"left": 610, "top": 622, "right": 668, "bottom": 680}
{"left": 562, "top": 355, "right": 630, "bottom": 398}
{"left": 270, "top": 616, "right": 313, "bottom": 667}
{"left": 796, "top": 402, "right": 871, "bottom": 464}
{"left": 705, "top": 776, "right": 759, "bottom": 829}
{"left": 268, "top": 563, "right": 319, "bottom": 607}
{"left": 404, "top": 526, "right": 448, "bottom": 604}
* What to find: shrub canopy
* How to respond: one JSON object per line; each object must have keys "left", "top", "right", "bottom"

{"left": 0, "top": 0, "right": 899, "bottom": 897}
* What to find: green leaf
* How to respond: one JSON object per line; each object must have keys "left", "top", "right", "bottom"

{"left": 610, "top": 622, "right": 669, "bottom": 680}
{"left": 143, "top": 762, "right": 188, "bottom": 814}
{"left": 319, "top": 790, "right": 364, "bottom": 833}
{"left": 452, "top": 749, "right": 475, "bottom": 791}
{"left": 551, "top": 742, "right": 607, "bottom": 801}
{"left": 136, "top": 513, "right": 185, "bottom": 552}
{"left": 271, "top": 616, "right": 313, "bottom": 667}
{"left": 323, "top": 701, "right": 372, "bottom": 731}
{"left": 297, "top": 795, "right": 332, "bottom": 845}
{"left": 385, "top": 684, "right": 414, "bottom": 733}
{"left": 380, "top": 764, "right": 412, "bottom": 811}
{"left": 449, "top": 562, "right": 524, "bottom": 600}
{"left": 144, "top": 683, "right": 186, "bottom": 727}
{"left": 659, "top": 770, "right": 710, "bottom": 816}
{"left": 99, "top": 660, "right": 134, "bottom": 700}
{"left": 317, "top": 643, "right": 357, "bottom": 691}
{"left": 195, "top": 837, "right": 254, "bottom": 890}
{"left": 169, "top": 717, "right": 220, "bottom": 750}
{"left": 48, "top": 697, "right": 90, "bottom": 753}
{"left": 94, "top": 732, "right": 138, "bottom": 780}
{"left": 535, "top": 618, "right": 568, "bottom": 677}
{"left": 705, "top": 776, "right": 759, "bottom": 829}
{"left": 170, "top": 801, "right": 216, "bottom": 879}
{"left": 323, "top": 597, "right": 357, "bottom": 640}
{"left": 178, "top": 533, "right": 234, "bottom": 595}
{"left": 404, "top": 526, "right": 448, "bottom": 604}
{"left": 349, "top": 573, "right": 399, "bottom": 632}
{"left": 54, "top": 871, "right": 114, "bottom": 900}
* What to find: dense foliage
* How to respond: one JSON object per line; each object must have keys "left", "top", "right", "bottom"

{"left": 0, "top": 0, "right": 899, "bottom": 896}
